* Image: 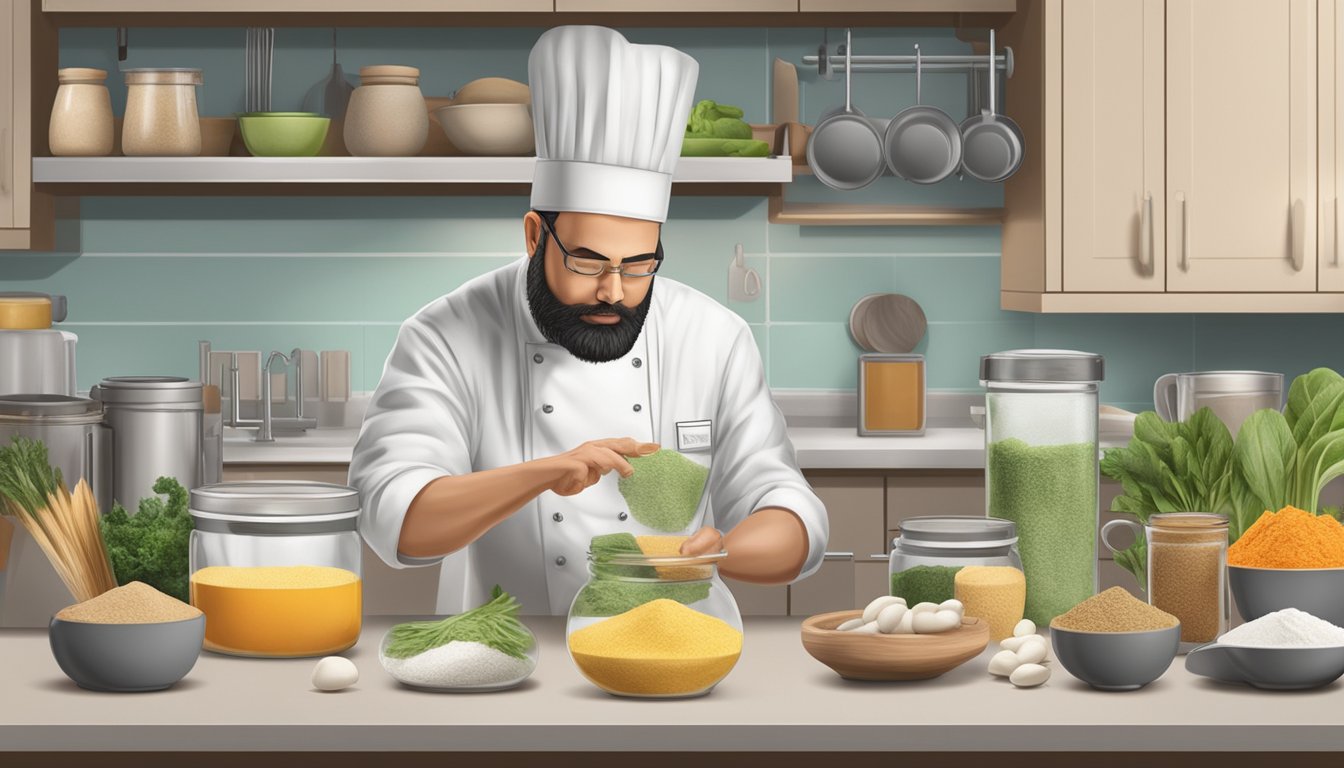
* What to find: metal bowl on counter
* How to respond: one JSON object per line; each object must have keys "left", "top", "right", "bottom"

{"left": 1050, "top": 624, "right": 1180, "bottom": 691}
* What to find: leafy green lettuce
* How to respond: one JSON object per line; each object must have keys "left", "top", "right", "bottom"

{"left": 100, "top": 476, "right": 191, "bottom": 602}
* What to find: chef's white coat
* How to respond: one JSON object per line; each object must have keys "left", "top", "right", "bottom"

{"left": 349, "top": 258, "right": 828, "bottom": 615}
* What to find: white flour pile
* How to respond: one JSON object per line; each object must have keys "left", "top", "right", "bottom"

{"left": 1218, "top": 608, "right": 1344, "bottom": 648}
{"left": 381, "top": 640, "right": 535, "bottom": 688}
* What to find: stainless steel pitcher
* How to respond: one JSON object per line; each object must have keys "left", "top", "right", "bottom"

{"left": 1153, "top": 371, "right": 1284, "bottom": 435}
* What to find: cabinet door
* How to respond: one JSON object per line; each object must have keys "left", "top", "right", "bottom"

{"left": 0, "top": 0, "right": 15, "bottom": 231}
{"left": 1061, "top": 0, "right": 1164, "bottom": 292}
{"left": 559, "top": 0, "right": 794, "bottom": 9}
{"left": 1167, "top": 0, "right": 1317, "bottom": 292}
{"left": 1322, "top": 0, "right": 1344, "bottom": 289}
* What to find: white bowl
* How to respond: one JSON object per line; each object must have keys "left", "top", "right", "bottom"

{"left": 433, "top": 103, "right": 534, "bottom": 156}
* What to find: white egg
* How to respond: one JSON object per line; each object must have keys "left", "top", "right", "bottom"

{"left": 311, "top": 656, "right": 359, "bottom": 692}
{"left": 999, "top": 635, "right": 1028, "bottom": 652}
{"left": 939, "top": 599, "right": 964, "bottom": 614}
{"left": 912, "top": 609, "right": 962, "bottom": 634}
{"left": 851, "top": 620, "right": 882, "bottom": 634}
{"left": 892, "top": 609, "right": 916, "bottom": 634}
{"left": 876, "top": 603, "right": 909, "bottom": 634}
{"left": 988, "top": 649, "right": 1021, "bottom": 677}
{"left": 836, "top": 618, "right": 865, "bottom": 631}
{"left": 1013, "top": 619, "right": 1037, "bottom": 638}
{"left": 1010, "top": 663, "right": 1050, "bottom": 688}
{"left": 910, "top": 601, "right": 940, "bottom": 615}
{"left": 1016, "top": 637, "right": 1048, "bottom": 665}
{"left": 862, "top": 596, "right": 906, "bottom": 623}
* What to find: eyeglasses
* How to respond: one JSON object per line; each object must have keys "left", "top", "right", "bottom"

{"left": 539, "top": 213, "right": 664, "bottom": 278}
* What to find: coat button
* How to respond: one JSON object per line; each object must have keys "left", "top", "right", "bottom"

{"left": 542, "top": 404, "right": 554, "bottom": 414}
{"left": 533, "top": 353, "right": 544, "bottom": 364}
{"left": 552, "top": 512, "right": 564, "bottom": 523}
{"left": 633, "top": 404, "right": 642, "bottom": 412}
{"left": 618, "top": 511, "right": 629, "bottom": 521}
{"left": 555, "top": 556, "right": 567, "bottom": 566}
{"left": 632, "top": 358, "right": 642, "bottom": 368}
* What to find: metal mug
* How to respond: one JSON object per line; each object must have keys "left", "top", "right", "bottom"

{"left": 1153, "top": 371, "right": 1283, "bottom": 436}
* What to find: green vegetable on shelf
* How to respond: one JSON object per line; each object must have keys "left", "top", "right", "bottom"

{"left": 685, "top": 99, "right": 753, "bottom": 140}
{"left": 100, "top": 476, "right": 192, "bottom": 603}
{"left": 681, "top": 138, "right": 771, "bottom": 158}
{"left": 384, "top": 585, "right": 533, "bottom": 660}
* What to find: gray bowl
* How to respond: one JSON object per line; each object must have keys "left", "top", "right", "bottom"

{"left": 49, "top": 614, "right": 205, "bottom": 692}
{"left": 1050, "top": 624, "right": 1180, "bottom": 691}
{"left": 1186, "top": 642, "right": 1344, "bottom": 690}
{"left": 1228, "top": 565, "right": 1344, "bottom": 627}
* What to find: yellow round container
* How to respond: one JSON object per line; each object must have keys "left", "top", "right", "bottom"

{"left": 0, "top": 297, "right": 52, "bottom": 330}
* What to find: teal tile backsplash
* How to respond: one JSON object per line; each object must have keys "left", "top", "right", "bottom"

{"left": 1, "top": 26, "right": 1336, "bottom": 408}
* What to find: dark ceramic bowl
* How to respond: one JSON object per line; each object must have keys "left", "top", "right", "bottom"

{"left": 49, "top": 614, "right": 205, "bottom": 692}
{"left": 1050, "top": 624, "right": 1181, "bottom": 691}
{"left": 1228, "top": 565, "right": 1344, "bottom": 627}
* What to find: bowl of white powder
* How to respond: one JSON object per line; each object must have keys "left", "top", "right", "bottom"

{"left": 1185, "top": 608, "right": 1344, "bottom": 690}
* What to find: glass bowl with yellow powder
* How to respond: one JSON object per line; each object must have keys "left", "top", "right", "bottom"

{"left": 1049, "top": 587, "right": 1181, "bottom": 691}
{"left": 188, "top": 481, "right": 363, "bottom": 658}
{"left": 1227, "top": 506, "right": 1344, "bottom": 628}
{"left": 566, "top": 534, "right": 743, "bottom": 698}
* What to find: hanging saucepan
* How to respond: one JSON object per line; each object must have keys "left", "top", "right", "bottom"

{"left": 807, "top": 29, "right": 885, "bottom": 191}
{"left": 883, "top": 45, "right": 963, "bottom": 185}
{"left": 959, "top": 29, "right": 1024, "bottom": 183}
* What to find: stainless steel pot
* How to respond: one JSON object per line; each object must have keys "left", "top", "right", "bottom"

{"left": 959, "top": 30, "right": 1024, "bottom": 183}
{"left": 884, "top": 45, "right": 962, "bottom": 185}
{"left": 90, "top": 376, "right": 204, "bottom": 509}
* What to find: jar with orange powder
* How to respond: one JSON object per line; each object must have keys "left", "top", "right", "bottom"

{"left": 188, "top": 481, "right": 362, "bottom": 658}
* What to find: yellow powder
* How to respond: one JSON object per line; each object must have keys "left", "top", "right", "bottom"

{"left": 635, "top": 535, "right": 712, "bottom": 581}
{"left": 56, "top": 581, "right": 202, "bottom": 624}
{"left": 954, "top": 566, "right": 1026, "bottom": 642}
{"left": 1228, "top": 506, "right": 1344, "bottom": 568}
{"left": 568, "top": 598, "right": 743, "bottom": 696}
{"left": 190, "top": 565, "right": 361, "bottom": 657}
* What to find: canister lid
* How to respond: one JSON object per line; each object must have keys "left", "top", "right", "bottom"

{"left": 190, "top": 481, "right": 361, "bottom": 534}
{"left": 359, "top": 64, "right": 420, "bottom": 86}
{"left": 91, "top": 376, "right": 203, "bottom": 405}
{"left": 896, "top": 516, "right": 1018, "bottom": 548}
{"left": 1166, "top": 371, "right": 1282, "bottom": 394}
{"left": 980, "top": 349, "right": 1104, "bottom": 384}
{"left": 58, "top": 67, "right": 108, "bottom": 84}
{"left": 123, "top": 68, "right": 203, "bottom": 86}
{"left": 0, "top": 296, "right": 52, "bottom": 330}
{"left": 0, "top": 394, "right": 104, "bottom": 423}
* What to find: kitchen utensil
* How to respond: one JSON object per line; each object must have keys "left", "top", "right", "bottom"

{"left": 301, "top": 28, "right": 354, "bottom": 120}
{"left": 89, "top": 376, "right": 203, "bottom": 510}
{"left": 1186, "top": 642, "right": 1344, "bottom": 690}
{"left": 817, "top": 28, "right": 838, "bottom": 81}
{"left": 239, "top": 114, "right": 330, "bottom": 157}
{"left": 198, "top": 117, "right": 237, "bottom": 156}
{"left": 806, "top": 29, "right": 884, "bottom": 191}
{"left": 452, "top": 77, "right": 530, "bottom": 105}
{"left": 121, "top": 68, "right": 203, "bottom": 156}
{"left": 847, "top": 294, "right": 879, "bottom": 351}
{"left": 800, "top": 610, "right": 990, "bottom": 681}
{"left": 1050, "top": 624, "right": 1180, "bottom": 691}
{"left": 346, "top": 65, "right": 430, "bottom": 157}
{"left": 0, "top": 296, "right": 78, "bottom": 397}
{"left": 883, "top": 46, "right": 962, "bottom": 185}
{"left": 48, "top": 614, "right": 205, "bottom": 692}
{"left": 772, "top": 58, "right": 799, "bottom": 125}
{"left": 244, "top": 28, "right": 274, "bottom": 114}
{"left": 728, "top": 244, "right": 761, "bottom": 303}
{"left": 433, "top": 103, "right": 534, "bottom": 156}
{"left": 49, "top": 68, "right": 114, "bottom": 157}
{"left": 859, "top": 354, "right": 926, "bottom": 435}
{"left": 1153, "top": 371, "right": 1283, "bottom": 436}
{"left": 1227, "top": 565, "right": 1344, "bottom": 628}
{"left": 0, "top": 292, "right": 67, "bottom": 323}
{"left": 959, "top": 29, "right": 1024, "bottom": 183}
{"left": 862, "top": 293, "right": 927, "bottom": 354}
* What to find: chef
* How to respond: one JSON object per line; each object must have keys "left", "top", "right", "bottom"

{"left": 350, "top": 25, "right": 828, "bottom": 615}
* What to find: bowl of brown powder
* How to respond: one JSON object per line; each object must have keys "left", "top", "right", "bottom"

{"left": 1048, "top": 587, "right": 1181, "bottom": 691}
{"left": 49, "top": 581, "right": 205, "bottom": 692}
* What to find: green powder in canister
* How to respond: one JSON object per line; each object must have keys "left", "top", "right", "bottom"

{"left": 890, "top": 565, "right": 962, "bottom": 605}
{"left": 618, "top": 449, "right": 709, "bottom": 532}
{"left": 988, "top": 438, "right": 1097, "bottom": 626}
{"left": 1051, "top": 587, "right": 1179, "bottom": 633}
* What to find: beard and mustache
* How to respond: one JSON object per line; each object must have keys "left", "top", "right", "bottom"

{"left": 525, "top": 232, "right": 654, "bottom": 364}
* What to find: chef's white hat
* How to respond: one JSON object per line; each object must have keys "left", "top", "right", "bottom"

{"left": 528, "top": 26, "right": 699, "bottom": 224}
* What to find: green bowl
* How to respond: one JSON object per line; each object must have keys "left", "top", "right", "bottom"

{"left": 238, "top": 115, "right": 330, "bottom": 157}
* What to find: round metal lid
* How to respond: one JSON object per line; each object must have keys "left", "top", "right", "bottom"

{"left": 980, "top": 349, "right": 1104, "bottom": 384}
{"left": 0, "top": 394, "right": 103, "bottom": 422}
{"left": 91, "top": 376, "right": 203, "bottom": 405}
{"left": 1169, "top": 371, "right": 1283, "bottom": 394}
{"left": 896, "top": 516, "right": 1018, "bottom": 547}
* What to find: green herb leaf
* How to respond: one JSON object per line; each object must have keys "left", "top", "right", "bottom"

{"left": 1233, "top": 409, "right": 1296, "bottom": 515}
{"left": 384, "top": 586, "right": 533, "bottom": 660}
{"left": 99, "top": 476, "right": 192, "bottom": 602}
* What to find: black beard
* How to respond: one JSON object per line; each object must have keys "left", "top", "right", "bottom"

{"left": 525, "top": 243, "right": 654, "bottom": 364}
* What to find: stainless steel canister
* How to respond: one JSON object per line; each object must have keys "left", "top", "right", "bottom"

{"left": 0, "top": 395, "right": 111, "bottom": 627}
{"left": 90, "top": 376, "right": 203, "bottom": 509}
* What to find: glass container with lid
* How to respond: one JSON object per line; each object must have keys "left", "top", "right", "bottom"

{"left": 121, "top": 68, "right": 203, "bottom": 156}
{"left": 981, "top": 349, "right": 1103, "bottom": 626}
{"left": 566, "top": 538, "right": 742, "bottom": 698}
{"left": 188, "top": 481, "right": 362, "bottom": 658}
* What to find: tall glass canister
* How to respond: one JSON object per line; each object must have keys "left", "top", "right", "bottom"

{"left": 981, "top": 350, "right": 1103, "bottom": 626}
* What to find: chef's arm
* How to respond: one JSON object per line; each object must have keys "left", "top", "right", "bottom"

{"left": 681, "top": 507, "right": 808, "bottom": 584}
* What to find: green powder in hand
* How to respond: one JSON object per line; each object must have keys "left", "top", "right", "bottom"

{"left": 988, "top": 438, "right": 1097, "bottom": 626}
{"left": 618, "top": 449, "right": 709, "bottom": 532}
{"left": 890, "top": 565, "right": 962, "bottom": 605}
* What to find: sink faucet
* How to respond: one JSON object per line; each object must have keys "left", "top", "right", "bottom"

{"left": 255, "top": 348, "right": 317, "bottom": 443}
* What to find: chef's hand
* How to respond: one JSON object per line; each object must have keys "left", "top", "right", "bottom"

{"left": 680, "top": 526, "right": 725, "bottom": 556}
{"left": 541, "top": 438, "right": 659, "bottom": 497}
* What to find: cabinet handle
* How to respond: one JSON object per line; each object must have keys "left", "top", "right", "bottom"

{"left": 0, "top": 127, "right": 8, "bottom": 194}
{"left": 1177, "top": 193, "right": 1189, "bottom": 272}
{"left": 1335, "top": 197, "right": 1340, "bottom": 268}
{"left": 1291, "top": 198, "right": 1305, "bottom": 272}
{"left": 1139, "top": 193, "right": 1154, "bottom": 274}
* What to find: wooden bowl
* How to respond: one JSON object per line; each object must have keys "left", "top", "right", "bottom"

{"left": 800, "top": 609, "right": 990, "bottom": 682}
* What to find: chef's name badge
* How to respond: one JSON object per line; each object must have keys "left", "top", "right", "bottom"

{"left": 675, "top": 420, "right": 713, "bottom": 452}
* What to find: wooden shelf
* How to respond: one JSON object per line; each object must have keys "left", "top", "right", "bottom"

{"left": 768, "top": 196, "right": 1003, "bottom": 226}
{"left": 1002, "top": 291, "right": 1344, "bottom": 314}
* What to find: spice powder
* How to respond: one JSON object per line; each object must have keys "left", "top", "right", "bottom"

{"left": 1051, "top": 587, "right": 1179, "bottom": 632}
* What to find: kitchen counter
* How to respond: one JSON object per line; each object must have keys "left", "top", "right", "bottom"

{"left": 3, "top": 616, "right": 1343, "bottom": 755}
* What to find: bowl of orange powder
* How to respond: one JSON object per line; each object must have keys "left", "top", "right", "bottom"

{"left": 1227, "top": 506, "right": 1344, "bottom": 626}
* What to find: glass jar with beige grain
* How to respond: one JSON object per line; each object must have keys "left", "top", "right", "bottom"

{"left": 121, "top": 68, "right": 203, "bottom": 156}
{"left": 49, "top": 68, "right": 114, "bottom": 156}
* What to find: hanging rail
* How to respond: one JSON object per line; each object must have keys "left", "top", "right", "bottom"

{"left": 801, "top": 49, "right": 1014, "bottom": 78}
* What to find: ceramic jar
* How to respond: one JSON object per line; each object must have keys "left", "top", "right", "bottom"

{"left": 49, "top": 68, "right": 115, "bottom": 157}
{"left": 121, "top": 68, "right": 203, "bottom": 157}
{"left": 344, "top": 65, "right": 428, "bottom": 157}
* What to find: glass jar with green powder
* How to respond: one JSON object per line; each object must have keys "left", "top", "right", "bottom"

{"left": 981, "top": 349, "right": 1104, "bottom": 626}
{"left": 888, "top": 516, "right": 1023, "bottom": 605}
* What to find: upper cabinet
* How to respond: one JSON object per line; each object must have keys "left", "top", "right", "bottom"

{"left": 558, "top": 0, "right": 796, "bottom": 9}
{"left": 1321, "top": 0, "right": 1344, "bottom": 291}
{"left": 0, "top": 0, "right": 39, "bottom": 251}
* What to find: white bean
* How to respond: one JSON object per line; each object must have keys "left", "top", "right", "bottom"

{"left": 851, "top": 621, "right": 881, "bottom": 634}
{"left": 892, "top": 609, "right": 916, "bottom": 634}
{"left": 1016, "top": 637, "right": 1048, "bottom": 665}
{"left": 1010, "top": 663, "right": 1050, "bottom": 688}
{"left": 311, "top": 656, "right": 359, "bottom": 692}
{"left": 988, "top": 649, "right": 1021, "bottom": 677}
{"left": 910, "top": 601, "right": 940, "bottom": 615}
{"left": 912, "top": 609, "right": 962, "bottom": 634}
{"left": 876, "top": 603, "right": 909, "bottom": 634}
{"left": 1013, "top": 619, "right": 1037, "bottom": 638}
{"left": 999, "top": 635, "right": 1028, "bottom": 652}
{"left": 863, "top": 596, "right": 906, "bottom": 624}
{"left": 939, "top": 599, "right": 964, "bottom": 614}
{"left": 836, "top": 618, "right": 865, "bottom": 632}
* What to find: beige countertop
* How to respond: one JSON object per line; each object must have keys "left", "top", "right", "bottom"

{"left": 2, "top": 616, "right": 1341, "bottom": 752}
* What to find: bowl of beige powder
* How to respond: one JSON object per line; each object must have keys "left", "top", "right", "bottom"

{"left": 1048, "top": 587, "right": 1181, "bottom": 691}
{"left": 49, "top": 581, "right": 205, "bottom": 692}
